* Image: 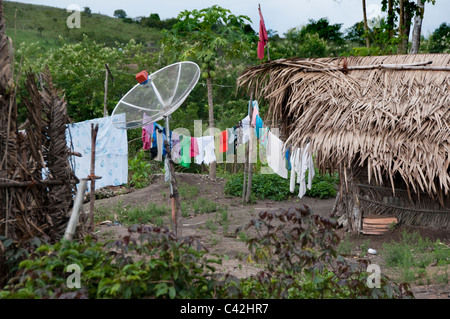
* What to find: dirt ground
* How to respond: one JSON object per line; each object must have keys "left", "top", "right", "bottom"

{"left": 87, "top": 173, "right": 450, "bottom": 299}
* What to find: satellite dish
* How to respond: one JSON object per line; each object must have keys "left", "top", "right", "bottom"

{"left": 111, "top": 61, "right": 201, "bottom": 130}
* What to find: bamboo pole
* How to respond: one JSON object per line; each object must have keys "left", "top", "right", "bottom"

{"left": 64, "top": 179, "right": 87, "bottom": 241}
{"left": 299, "top": 61, "right": 450, "bottom": 73}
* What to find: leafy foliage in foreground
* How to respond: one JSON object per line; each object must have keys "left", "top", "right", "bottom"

{"left": 238, "top": 206, "right": 414, "bottom": 299}
{"left": 0, "top": 228, "right": 237, "bottom": 299}
{"left": 1, "top": 206, "right": 413, "bottom": 299}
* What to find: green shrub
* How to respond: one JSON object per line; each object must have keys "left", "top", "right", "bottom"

{"left": 128, "top": 150, "right": 153, "bottom": 189}
{"left": 0, "top": 229, "right": 232, "bottom": 299}
{"left": 306, "top": 181, "right": 336, "bottom": 199}
{"left": 0, "top": 236, "right": 43, "bottom": 288}
{"left": 237, "top": 205, "right": 413, "bottom": 299}
{"left": 1, "top": 208, "right": 413, "bottom": 299}
{"left": 224, "top": 168, "right": 338, "bottom": 201}
{"left": 381, "top": 231, "right": 450, "bottom": 284}
{"left": 191, "top": 198, "right": 220, "bottom": 214}
{"left": 178, "top": 182, "right": 200, "bottom": 199}
{"left": 95, "top": 202, "right": 170, "bottom": 226}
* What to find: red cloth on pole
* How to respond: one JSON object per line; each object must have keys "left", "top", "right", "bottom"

{"left": 257, "top": 7, "right": 268, "bottom": 60}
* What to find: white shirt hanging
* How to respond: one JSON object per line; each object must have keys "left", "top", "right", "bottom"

{"left": 296, "top": 143, "right": 314, "bottom": 198}
{"left": 195, "top": 136, "right": 216, "bottom": 165}
{"left": 266, "top": 131, "right": 288, "bottom": 179}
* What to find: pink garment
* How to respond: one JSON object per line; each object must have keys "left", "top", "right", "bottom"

{"left": 142, "top": 113, "right": 154, "bottom": 136}
{"left": 257, "top": 7, "right": 268, "bottom": 60}
{"left": 142, "top": 113, "right": 154, "bottom": 150}
{"left": 251, "top": 104, "right": 260, "bottom": 127}
{"left": 190, "top": 137, "right": 199, "bottom": 157}
{"left": 142, "top": 128, "right": 152, "bottom": 150}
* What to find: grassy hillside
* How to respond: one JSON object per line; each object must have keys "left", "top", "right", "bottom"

{"left": 3, "top": 1, "right": 163, "bottom": 51}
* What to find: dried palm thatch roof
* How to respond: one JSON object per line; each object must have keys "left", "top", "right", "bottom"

{"left": 238, "top": 54, "right": 450, "bottom": 203}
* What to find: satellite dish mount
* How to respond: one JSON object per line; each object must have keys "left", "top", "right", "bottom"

{"left": 112, "top": 61, "right": 201, "bottom": 236}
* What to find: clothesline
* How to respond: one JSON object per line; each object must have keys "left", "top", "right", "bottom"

{"left": 141, "top": 101, "right": 315, "bottom": 199}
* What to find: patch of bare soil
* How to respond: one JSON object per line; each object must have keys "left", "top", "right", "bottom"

{"left": 89, "top": 173, "right": 449, "bottom": 299}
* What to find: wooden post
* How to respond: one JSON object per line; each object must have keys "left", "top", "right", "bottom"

{"left": 64, "top": 179, "right": 88, "bottom": 241}
{"left": 103, "top": 69, "right": 108, "bottom": 117}
{"left": 88, "top": 123, "right": 99, "bottom": 232}
{"left": 245, "top": 95, "right": 254, "bottom": 203}
{"left": 103, "top": 64, "right": 114, "bottom": 117}
{"left": 340, "top": 165, "right": 363, "bottom": 233}
{"left": 242, "top": 144, "right": 247, "bottom": 201}
{"left": 164, "top": 140, "right": 182, "bottom": 237}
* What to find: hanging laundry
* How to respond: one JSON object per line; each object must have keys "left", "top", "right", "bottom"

{"left": 142, "top": 114, "right": 154, "bottom": 151}
{"left": 236, "top": 125, "right": 243, "bottom": 145}
{"left": 251, "top": 100, "right": 260, "bottom": 127}
{"left": 143, "top": 114, "right": 153, "bottom": 137}
{"left": 194, "top": 136, "right": 204, "bottom": 165}
{"left": 180, "top": 135, "right": 191, "bottom": 168}
{"left": 190, "top": 136, "right": 199, "bottom": 158}
{"left": 296, "top": 143, "right": 315, "bottom": 199}
{"left": 171, "top": 132, "right": 181, "bottom": 163}
{"left": 195, "top": 135, "right": 216, "bottom": 165}
{"left": 155, "top": 129, "right": 163, "bottom": 161}
{"left": 285, "top": 147, "right": 291, "bottom": 171}
{"left": 226, "top": 127, "right": 236, "bottom": 158}
{"left": 255, "top": 114, "right": 263, "bottom": 139}
{"left": 241, "top": 115, "right": 251, "bottom": 144}
{"left": 66, "top": 114, "right": 128, "bottom": 192}
{"left": 219, "top": 130, "right": 228, "bottom": 153}
{"left": 204, "top": 135, "right": 216, "bottom": 165}
{"left": 214, "top": 133, "right": 222, "bottom": 163}
{"left": 260, "top": 126, "right": 269, "bottom": 148}
{"left": 152, "top": 123, "right": 167, "bottom": 157}
{"left": 266, "top": 131, "right": 288, "bottom": 179}
{"left": 290, "top": 147, "right": 300, "bottom": 193}
{"left": 306, "top": 147, "right": 315, "bottom": 192}
{"left": 142, "top": 127, "right": 152, "bottom": 150}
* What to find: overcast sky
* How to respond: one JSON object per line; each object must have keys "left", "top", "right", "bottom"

{"left": 9, "top": 0, "right": 450, "bottom": 36}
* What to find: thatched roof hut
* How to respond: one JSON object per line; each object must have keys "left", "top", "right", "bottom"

{"left": 238, "top": 54, "right": 450, "bottom": 232}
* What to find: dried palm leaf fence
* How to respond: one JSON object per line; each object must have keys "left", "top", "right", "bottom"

{"left": 238, "top": 54, "right": 450, "bottom": 232}
{"left": 0, "top": 0, "right": 79, "bottom": 285}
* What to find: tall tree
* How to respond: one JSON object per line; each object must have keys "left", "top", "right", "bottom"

{"left": 387, "top": 0, "right": 395, "bottom": 40}
{"left": 362, "top": 0, "right": 371, "bottom": 48}
{"left": 397, "top": 0, "right": 421, "bottom": 54}
{"left": 113, "top": 9, "right": 127, "bottom": 19}
{"left": 381, "top": 0, "right": 397, "bottom": 43}
{"left": 410, "top": 0, "right": 425, "bottom": 53}
{"left": 161, "top": 6, "right": 255, "bottom": 180}
{"left": 428, "top": 22, "right": 450, "bottom": 53}
{"left": 398, "top": 0, "right": 407, "bottom": 53}
{"left": 410, "top": 0, "right": 436, "bottom": 54}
